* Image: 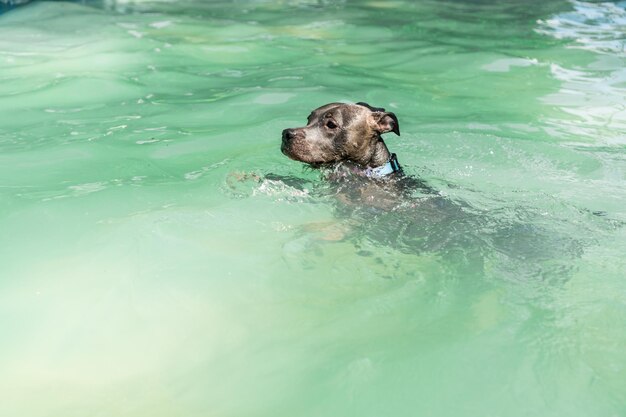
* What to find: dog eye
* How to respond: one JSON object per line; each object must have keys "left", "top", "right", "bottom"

{"left": 326, "top": 120, "right": 338, "bottom": 129}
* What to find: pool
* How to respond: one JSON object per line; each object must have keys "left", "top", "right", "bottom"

{"left": 1, "top": 0, "right": 625, "bottom": 415}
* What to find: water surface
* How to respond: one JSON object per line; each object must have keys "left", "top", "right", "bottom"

{"left": 1, "top": 1, "right": 625, "bottom": 416}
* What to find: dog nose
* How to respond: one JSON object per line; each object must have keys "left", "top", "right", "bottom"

{"left": 282, "top": 128, "right": 295, "bottom": 143}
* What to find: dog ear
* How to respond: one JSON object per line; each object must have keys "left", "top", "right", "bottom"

{"left": 371, "top": 111, "right": 400, "bottom": 136}
{"left": 356, "top": 101, "right": 386, "bottom": 113}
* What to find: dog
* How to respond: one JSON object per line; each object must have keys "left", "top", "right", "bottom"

{"left": 280, "top": 101, "right": 476, "bottom": 251}
{"left": 281, "top": 102, "right": 402, "bottom": 177}
{"left": 279, "top": 102, "right": 583, "bottom": 277}
{"left": 281, "top": 101, "right": 436, "bottom": 210}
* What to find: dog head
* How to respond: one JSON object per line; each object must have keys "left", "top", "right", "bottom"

{"left": 281, "top": 102, "right": 400, "bottom": 167}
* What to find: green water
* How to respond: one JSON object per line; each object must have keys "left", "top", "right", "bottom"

{"left": 1, "top": 0, "right": 625, "bottom": 415}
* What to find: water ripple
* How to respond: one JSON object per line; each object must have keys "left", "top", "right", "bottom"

{"left": 537, "top": 1, "right": 626, "bottom": 143}
{"left": 536, "top": 0, "right": 626, "bottom": 56}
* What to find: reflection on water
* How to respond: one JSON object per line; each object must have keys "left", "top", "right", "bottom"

{"left": 537, "top": 0, "right": 626, "bottom": 141}
{"left": 537, "top": 0, "right": 626, "bottom": 56}
{"left": 1, "top": 0, "right": 626, "bottom": 416}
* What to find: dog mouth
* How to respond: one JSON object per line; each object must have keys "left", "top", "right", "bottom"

{"left": 280, "top": 141, "right": 328, "bottom": 166}
{"left": 280, "top": 132, "right": 306, "bottom": 162}
{"left": 280, "top": 141, "right": 298, "bottom": 161}
{"left": 280, "top": 129, "right": 336, "bottom": 166}
{"left": 281, "top": 130, "right": 299, "bottom": 160}
{"left": 281, "top": 146, "right": 311, "bottom": 163}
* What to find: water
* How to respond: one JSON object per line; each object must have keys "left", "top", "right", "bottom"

{"left": 1, "top": 0, "right": 625, "bottom": 415}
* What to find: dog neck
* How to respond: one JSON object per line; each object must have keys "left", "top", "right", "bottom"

{"left": 369, "top": 137, "right": 392, "bottom": 167}
{"left": 325, "top": 138, "right": 402, "bottom": 179}
{"left": 357, "top": 138, "right": 402, "bottom": 177}
{"left": 324, "top": 155, "right": 402, "bottom": 181}
{"left": 362, "top": 153, "right": 401, "bottom": 178}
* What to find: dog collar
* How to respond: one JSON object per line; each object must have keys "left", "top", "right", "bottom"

{"left": 366, "top": 153, "right": 402, "bottom": 178}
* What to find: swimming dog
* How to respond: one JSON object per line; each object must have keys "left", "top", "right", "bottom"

{"left": 280, "top": 101, "right": 471, "bottom": 244}
{"left": 281, "top": 102, "right": 402, "bottom": 179}
{"left": 279, "top": 102, "right": 582, "bottom": 275}
{"left": 281, "top": 101, "right": 433, "bottom": 210}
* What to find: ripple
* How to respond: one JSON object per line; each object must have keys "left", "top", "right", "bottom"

{"left": 536, "top": 1, "right": 626, "bottom": 56}
{"left": 184, "top": 159, "right": 230, "bottom": 180}
{"left": 536, "top": 1, "right": 626, "bottom": 141}
{"left": 253, "top": 92, "right": 295, "bottom": 104}
{"left": 68, "top": 181, "right": 108, "bottom": 195}
{"left": 482, "top": 57, "right": 539, "bottom": 73}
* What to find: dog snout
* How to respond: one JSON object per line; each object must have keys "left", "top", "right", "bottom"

{"left": 282, "top": 128, "right": 296, "bottom": 143}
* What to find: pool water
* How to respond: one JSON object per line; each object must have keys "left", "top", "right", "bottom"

{"left": 1, "top": 0, "right": 625, "bottom": 415}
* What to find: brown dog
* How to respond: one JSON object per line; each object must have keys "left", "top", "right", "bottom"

{"left": 281, "top": 102, "right": 402, "bottom": 178}
{"left": 278, "top": 102, "right": 580, "bottom": 273}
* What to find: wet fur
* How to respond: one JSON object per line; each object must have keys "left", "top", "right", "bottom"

{"left": 281, "top": 102, "right": 399, "bottom": 167}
